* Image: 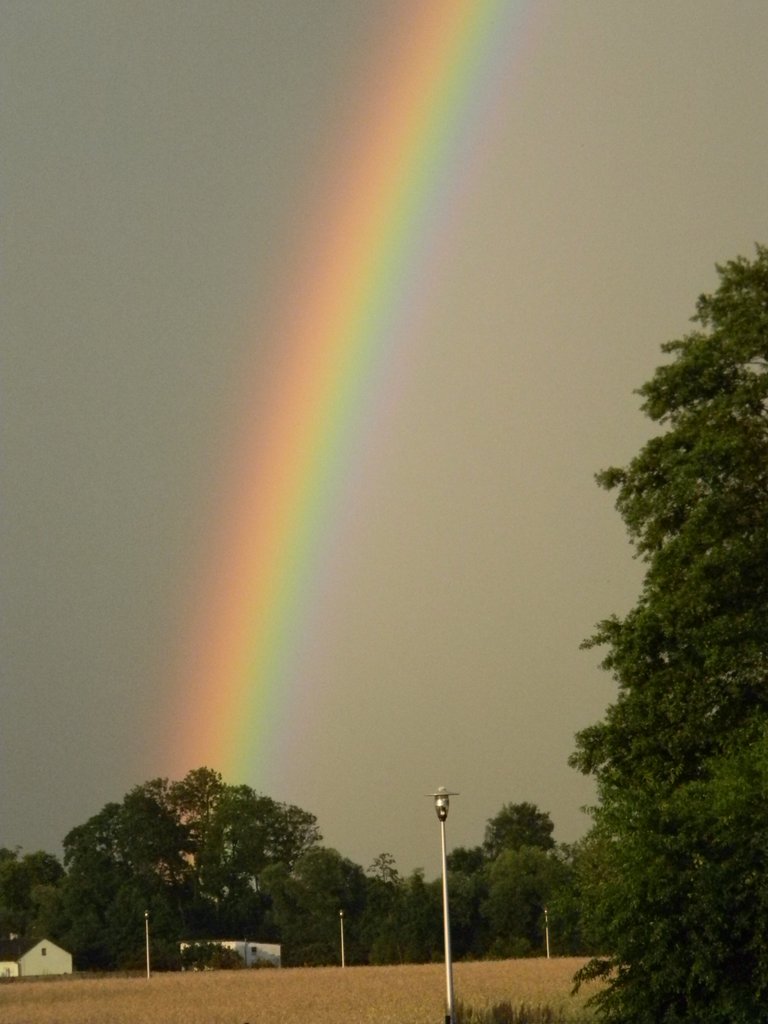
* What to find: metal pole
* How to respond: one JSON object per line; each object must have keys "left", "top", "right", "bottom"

{"left": 144, "top": 910, "right": 151, "bottom": 979}
{"left": 544, "top": 906, "right": 550, "bottom": 960}
{"left": 439, "top": 818, "right": 455, "bottom": 1024}
{"left": 339, "top": 910, "right": 345, "bottom": 968}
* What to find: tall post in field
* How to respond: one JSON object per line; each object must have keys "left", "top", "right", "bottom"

{"left": 339, "top": 909, "right": 346, "bottom": 968}
{"left": 431, "top": 788, "right": 458, "bottom": 1024}
{"left": 144, "top": 910, "right": 151, "bottom": 979}
{"left": 544, "top": 906, "right": 550, "bottom": 959}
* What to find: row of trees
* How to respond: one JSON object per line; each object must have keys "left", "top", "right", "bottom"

{"left": 0, "top": 770, "right": 594, "bottom": 969}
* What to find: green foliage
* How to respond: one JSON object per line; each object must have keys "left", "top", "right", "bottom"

{"left": 483, "top": 847, "right": 565, "bottom": 959}
{"left": 0, "top": 848, "right": 65, "bottom": 940}
{"left": 262, "top": 847, "right": 368, "bottom": 965}
{"left": 180, "top": 940, "right": 244, "bottom": 971}
{"left": 572, "top": 246, "right": 768, "bottom": 1022}
{"left": 456, "top": 1000, "right": 580, "bottom": 1023}
{"left": 447, "top": 864, "right": 489, "bottom": 960}
{"left": 56, "top": 767, "right": 322, "bottom": 969}
{"left": 484, "top": 803, "right": 556, "bottom": 860}
{"left": 359, "top": 865, "right": 443, "bottom": 965}
{"left": 9, "top": 775, "right": 590, "bottom": 969}
{"left": 447, "top": 845, "right": 486, "bottom": 874}
{"left": 367, "top": 851, "right": 400, "bottom": 885}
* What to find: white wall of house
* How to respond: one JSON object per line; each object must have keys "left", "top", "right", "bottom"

{"left": 0, "top": 960, "right": 19, "bottom": 978}
{"left": 18, "top": 940, "right": 73, "bottom": 976}
{"left": 240, "top": 941, "right": 281, "bottom": 968}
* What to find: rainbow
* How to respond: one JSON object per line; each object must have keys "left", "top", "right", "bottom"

{"left": 169, "top": 0, "right": 532, "bottom": 783}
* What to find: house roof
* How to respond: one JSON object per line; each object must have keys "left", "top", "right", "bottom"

{"left": 0, "top": 938, "right": 66, "bottom": 961}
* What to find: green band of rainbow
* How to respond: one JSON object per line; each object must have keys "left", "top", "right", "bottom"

{"left": 168, "top": 0, "right": 531, "bottom": 783}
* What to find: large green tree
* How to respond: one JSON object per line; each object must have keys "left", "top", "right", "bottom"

{"left": 482, "top": 845, "right": 565, "bottom": 958}
{"left": 483, "top": 802, "right": 556, "bottom": 860}
{"left": 572, "top": 246, "right": 768, "bottom": 1023}
{"left": 0, "top": 848, "right": 64, "bottom": 940}
{"left": 262, "top": 847, "right": 367, "bottom": 965}
{"left": 58, "top": 768, "right": 322, "bottom": 969}
{"left": 167, "top": 769, "right": 321, "bottom": 937}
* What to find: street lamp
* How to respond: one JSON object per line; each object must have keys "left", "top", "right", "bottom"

{"left": 144, "top": 910, "right": 151, "bottom": 980}
{"left": 339, "top": 909, "right": 346, "bottom": 968}
{"left": 544, "top": 906, "right": 550, "bottom": 959}
{"left": 431, "top": 787, "right": 458, "bottom": 1024}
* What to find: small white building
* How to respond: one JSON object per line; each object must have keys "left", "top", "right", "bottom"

{"left": 0, "top": 938, "right": 73, "bottom": 977}
{"left": 180, "top": 939, "right": 281, "bottom": 969}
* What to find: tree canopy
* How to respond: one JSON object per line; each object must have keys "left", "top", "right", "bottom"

{"left": 483, "top": 801, "right": 556, "bottom": 859}
{"left": 57, "top": 768, "right": 322, "bottom": 968}
{"left": 6, "top": 778, "right": 580, "bottom": 969}
{"left": 572, "top": 245, "right": 768, "bottom": 1023}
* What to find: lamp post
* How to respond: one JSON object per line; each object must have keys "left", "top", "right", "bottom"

{"left": 431, "top": 787, "right": 458, "bottom": 1024}
{"left": 544, "top": 906, "right": 550, "bottom": 959}
{"left": 339, "top": 909, "right": 346, "bottom": 968}
{"left": 144, "top": 910, "right": 151, "bottom": 980}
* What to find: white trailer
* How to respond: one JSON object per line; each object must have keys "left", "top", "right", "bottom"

{"left": 180, "top": 939, "right": 281, "bottom": 968}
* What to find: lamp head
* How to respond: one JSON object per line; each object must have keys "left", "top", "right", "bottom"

{"left": 431, "top": 786, "right": 458, "bottom": 822}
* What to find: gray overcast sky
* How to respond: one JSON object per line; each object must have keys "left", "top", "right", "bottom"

{"left": 3, "top": 1, "right": 768, "bottom": 878}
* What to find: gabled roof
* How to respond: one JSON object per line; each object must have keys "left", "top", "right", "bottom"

{"left": 0, "top": 938, "right": 64, "bottom": 961}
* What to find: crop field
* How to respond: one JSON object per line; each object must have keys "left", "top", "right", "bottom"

{"left": 0, "top": 958, "right": 599, "bottom": 1024}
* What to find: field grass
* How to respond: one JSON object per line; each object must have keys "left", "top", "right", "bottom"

{"left": 0, "top": 958, "right": 600, "bottom": 1024}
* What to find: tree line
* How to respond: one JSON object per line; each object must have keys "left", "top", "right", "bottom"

{"left": 0, "top": 768, "right": 597, "bottom": 969}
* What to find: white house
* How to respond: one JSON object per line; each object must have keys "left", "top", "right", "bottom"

{"left": 180, "top": 939, "right": 281, "bottom": 969}
{"left": 0, "top": 938, "right": 73, "bottom": 977}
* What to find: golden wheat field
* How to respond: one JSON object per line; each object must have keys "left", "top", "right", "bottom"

{"left": 0, "top": 958, "right": 599, "bottom": 1024}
